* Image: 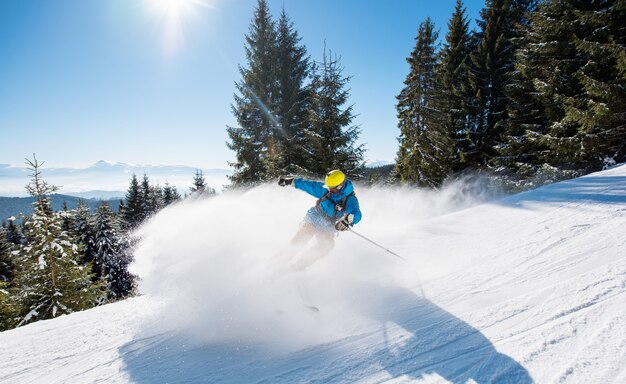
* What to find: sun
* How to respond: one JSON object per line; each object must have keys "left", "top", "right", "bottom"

{"left": 145, "top": 0, "right": 212, "bottom": 55}
{"left": 151, "top": 0, "right": 193, "bottom": 18}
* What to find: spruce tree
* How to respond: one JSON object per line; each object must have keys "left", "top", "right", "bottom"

{"left": 189, "top": 169, "right": 216, "bottom": 198}
{"left": 14, "top": 156, "right": 104, "bottom": 326}
{"left": 437, "top": 0, "right": 473, "bottom": 170}
{"left": 275, "top": 8, "right": 310, "bottom": 175}
{"left": 0, "top": 226, "right": 14, "bottom": 284}
{"left": 190, "top": 169, "right": 207, "bottom": 193}
{"left": 93, "top": 202, "right": 135, "bottom": 300}
{"left": 0, "top": 228, "right": 19, "bottom": 330}
{"left": 469, "top": 0, "right": 537, "bottom": 166}
{"left": 144, "top": 181, "right": 164, "bottom": 218}
{"left": 140, "top": 174, "right": 153, "bottom": 216}
{"left": 72, "top": 200, "right": 97, "bottom": 267}
{"left": 305, "top": 47, "right": 364, "bottom": 178}
{"left": 0, "top": 280, "right": 19, "bottom": 330}
{"left": 394, "top": 18, "right": 452, "bottom": 187}
{"left": 227, "top": 0, "right": 279, "bottom": 185}
{"left": 122, "top": 173, "right": 144, "bottom": 229}
{"left": 162, "top": 182, "right": 181, "bottom": 206}
{"left": 5, "top": 217, "right": 24, "bottom": 245}
{"left": 61, "top": 201, "right": 72, "bottom": 232}
{"left": 563, "top": 0, "right": 626, "bottom": 167}
{"left": 508, "top": 0, "right": 625, "bottom": 173}
{"left": 497, "top": 14, "right": 550, "bottom": 177}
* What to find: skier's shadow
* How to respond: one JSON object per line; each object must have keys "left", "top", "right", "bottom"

{"left": 119, "top": 283, "right": 532, "bottom": 383}
{"left": 353, "top": 282, "right": 534, "bottom": 383}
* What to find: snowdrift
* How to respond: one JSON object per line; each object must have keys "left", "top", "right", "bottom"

{"left": 1, "top": 164, "right": 625, "bottom": 383}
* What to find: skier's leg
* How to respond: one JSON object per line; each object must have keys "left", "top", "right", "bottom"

{"left": 293, "top": 230, "right": 335, "bottom": 271}
{"left": 272, "top": 222, "right": 316, "bottom": 271}
{"left": 290, "top": 222, "right": 316, "bottom": 247}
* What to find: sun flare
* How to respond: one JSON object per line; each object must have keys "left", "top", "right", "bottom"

{"left": 151, "top": 0, "right": 193, "bottom": 18}
{"left": 146, "top": 0, "right": 212, "bottom": 55}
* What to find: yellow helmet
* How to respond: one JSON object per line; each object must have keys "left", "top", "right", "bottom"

{"left": 324, "top": 169, "right": 346, "bottom": 188}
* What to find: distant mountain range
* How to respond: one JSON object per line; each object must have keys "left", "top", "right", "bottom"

{"left": 0, "top": 194, "right": 123, "bottom": 223}
{"left": 365, "top": 160, "right": 394, "bottom": 168}
{"left": 0, "top": 160, "right": 232, "bottom": 198}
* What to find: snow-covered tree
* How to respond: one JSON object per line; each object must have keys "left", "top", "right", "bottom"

{"left": 71, "top": 200, "right": 97, "bottom": 267}
{"left": 14, "top": 156, "right": 105, "bottom": 326}
{"left": 93, "top": 202, "right": 135, "bottom": 300}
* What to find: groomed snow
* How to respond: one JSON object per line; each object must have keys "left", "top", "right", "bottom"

{"left": 1, "top": 164, "right": 625, "bottom": 383}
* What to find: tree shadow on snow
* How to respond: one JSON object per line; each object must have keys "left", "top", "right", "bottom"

{"left": 119, "top": 283, "right": 533, "bottom": 383}
{"left": 361, "top": 283, "right": 534, "bottom": 383}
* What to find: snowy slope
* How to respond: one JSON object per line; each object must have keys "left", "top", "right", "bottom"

{"left": 1, "top": 164, "right": 625, "bottom": 384}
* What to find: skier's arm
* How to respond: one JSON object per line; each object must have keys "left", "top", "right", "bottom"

{"left": 344, "top": 195, "right": 362, "bottom": 225}
{"left": 294, "top": 178, "right": 327, "bottom": 199}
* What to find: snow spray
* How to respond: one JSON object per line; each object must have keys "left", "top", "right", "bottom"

{"left": 130, "top": 178, "right": 494, "bottom": 350}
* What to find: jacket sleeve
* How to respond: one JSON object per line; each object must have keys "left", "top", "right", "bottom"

{"left": 345, "top": 194, "right": 362, "bottom": 225}
{"left": 294, "top": 178, "right": 327, "bottom": 199}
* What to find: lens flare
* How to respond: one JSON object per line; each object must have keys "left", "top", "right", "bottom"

{"left": 146, "top": 0, "right": 212, "bottom": 55}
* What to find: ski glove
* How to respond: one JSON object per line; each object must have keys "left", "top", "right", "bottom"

{"left": 335, "top": 214, "right": 354, "bottom": 231}
{"left": 278, "top": 175, "right": 295, "bottom": 187}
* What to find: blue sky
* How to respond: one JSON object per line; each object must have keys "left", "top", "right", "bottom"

{"left": 0, "top": 0, "right": 484, "bottom": 169}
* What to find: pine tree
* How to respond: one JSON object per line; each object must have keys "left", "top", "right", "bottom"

{"left": 563, "top": 0, "right": 626, "bottom": 168}
{"left": 162, "top": 182, "right": 181, "bottom": 206}
{"left": 189, "top": 169, "right": 216, "bottom": 198}
{"left": 14, "top": 156, "right": 105, "bottom": 326}
{"left": 275, "top": 8, "right": 310, "bottom": 175}
{"left": 72, "top": 200, "right": 97, "bottom": 267}
{"left": 0, "top": 227, "right": 19, "bottom": 330}
{"left": 437, "top": 0, "right": 474, "bottom": 170}
{"left": 497, "top": 12, "right": 550, "bottom": 177}
{"left": 469, "top": 0, "right": 537, "bottom": 166}
{"left": 190, "top": 169, "right": 207, "bottom": 193}
{"left": 507, "top": 0, "right": 625, "bottom": 173}
{"left": 61, "top": 201, "right": 72, "bottom": 232}
{"left": 5, "top": 217, "right": 24, "bottom": 245}
{"left": 140, "top": 174, "right": 153, "bottom": 216}
{"left": 305, "top": 46, "right": 364, "bottom": 178}
{"left": 93, "top": 202, "right": 135, "bottom": 300}
{"left": 144, "top": 181, "right": 164, "bottom": 218}
{"left": 227, "top": 0, "right": 279, "bottom": 185}
{"left": 0, "top": 226, "right": 14, "bottom": 284}
{"left": 394, "top": 18, "right": 452, "bottom": 187}
{"left": 122, "top": 173, "right": 144, "bottom": 229}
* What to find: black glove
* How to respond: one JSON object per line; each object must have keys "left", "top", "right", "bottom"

{"left": 278, "top": 175, "right": 295, "bottom": 187}
{"left": 335, "top": 214, "right": 354, "bottom": 231}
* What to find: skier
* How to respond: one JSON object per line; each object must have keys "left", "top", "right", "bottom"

{"left": 277, "top": 169, "right": 362, "bottom": 270}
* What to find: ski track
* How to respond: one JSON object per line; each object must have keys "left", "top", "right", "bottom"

{"left": 0, "top": 165, "right": 625, "bottom": 383}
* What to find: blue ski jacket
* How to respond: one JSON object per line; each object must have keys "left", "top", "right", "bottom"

{"left": 294, "top": 178, "right": 362, "bottom": 232}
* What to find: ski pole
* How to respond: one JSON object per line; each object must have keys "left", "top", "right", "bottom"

{"left": 347, "top": 227, "right": 406, "bottom": 261}
{"left": 347, "top": 226, "right": 426, "bottom": 298}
